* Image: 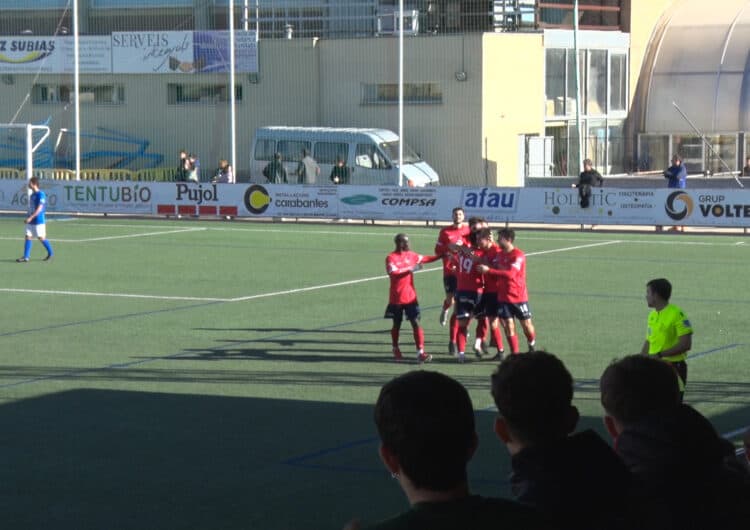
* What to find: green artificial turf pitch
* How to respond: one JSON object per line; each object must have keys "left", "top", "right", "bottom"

{"left": 0, "top": 216, "right": 748, "bottom": 529}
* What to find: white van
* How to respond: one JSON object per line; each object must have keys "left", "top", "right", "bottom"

{"left": 250, "top": 126, "right": 439, "bottom": 186}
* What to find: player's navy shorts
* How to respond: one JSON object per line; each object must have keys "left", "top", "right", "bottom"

{"left": 454, "top": 290, "right": 481, "bottom": 320}
{"left": 479, "top": 292, "right": 499, "bottom": 319}
{"left": 498, "top": 301, "right": 532, "bottom": 321}
{"left": 443, "top": 274, "right": 458, "bottom": 295}
{"left": 384, "top": 303, "right": 421, "bottom": 323}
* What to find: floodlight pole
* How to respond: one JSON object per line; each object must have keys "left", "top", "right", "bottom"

{"left": 230, "top": 1, "right": 237, "bottom": 177}
{"left": 73, "top": 0, "right": 81, "bottom": 180}
{"left": 398, "top": 0, "right": 404, "bottom": 187}
{"left": 573, "top": 0, "right": 583, "bottom": 176}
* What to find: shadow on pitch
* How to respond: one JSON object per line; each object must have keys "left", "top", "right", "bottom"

{"left": 0, "top": 389, "right": 385, "bottom": 530}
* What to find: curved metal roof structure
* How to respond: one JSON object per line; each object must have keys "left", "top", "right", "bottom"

{"left": 635, "top": 0, "right": 750, "bottom": 133}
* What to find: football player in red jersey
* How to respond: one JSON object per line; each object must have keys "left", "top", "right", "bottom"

{"left": 478, "top": 228, "right": 536, "bottom": 355}
{"left": 452, "top": 230, "right": 490, "bottom": 363}
{"left": 434, "top": 207, "right": 471, "bottom": 354}
{"left": 385, "top": 233, "right": 440, "bottom": 362}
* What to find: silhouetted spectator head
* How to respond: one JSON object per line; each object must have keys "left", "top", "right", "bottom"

{"left": 374, "top": 370, "right": 477, "bottom": 491}
{"left": 491, "top": 351, "right": 578, "bottom": 449}
{"left": 599, "top": 355, "right": 680, "bottom": 437}
{"left": 302, "top": 148, "right": 309, "bottom": 157}
{"left": 274, "top": 152, "right": 282, "bottom": 161}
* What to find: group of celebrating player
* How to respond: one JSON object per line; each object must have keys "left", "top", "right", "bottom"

{"left": 384, "top": 207, "right": 536, "bottom": 363}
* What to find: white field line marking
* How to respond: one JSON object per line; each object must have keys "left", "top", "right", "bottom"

{"left": 0, "top": 288, "right": 227, "bottom": 302}
{"left": 1, "top": 240, "right": 623, "bottom": 303}
{"left": 58, "top": 227, "right": 206, "bottom": 242}
{"left": 523, "top": 240, "right": 621, "bottom": 256}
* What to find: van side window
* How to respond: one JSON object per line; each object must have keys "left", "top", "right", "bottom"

{"left": 314, "top": 142, "right": 349, "bottom": 165}
{"left": 356, "top": 143, "right": 387, "bottom": 169}
{"left": 278, "top": 140, "right": 310, "bottom": 163}
{"left": 254, "top": 139, "right": 275, "bottom": 162}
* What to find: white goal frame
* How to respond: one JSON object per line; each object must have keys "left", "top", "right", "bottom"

{"left": 0, "top": 123, "right": 51, "bottom": 181}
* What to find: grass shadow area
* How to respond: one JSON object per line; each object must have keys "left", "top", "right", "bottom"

{"left": 0, "top": 389, "right": 400, "bottom": 530}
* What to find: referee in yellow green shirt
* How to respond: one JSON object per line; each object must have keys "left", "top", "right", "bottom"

{"left": 640, "top": 278, "right": 693, "bottom": 401}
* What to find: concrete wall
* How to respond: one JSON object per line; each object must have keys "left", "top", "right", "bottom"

{"left": 482, "top": 32, "right": 545, "bottom": 187}
{"left": 318, "top": 34, "right": 485, "bottom": 186}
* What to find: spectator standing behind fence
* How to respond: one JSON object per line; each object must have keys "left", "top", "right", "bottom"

{"left": 342, "top": 370, "right": 553, "bottom": 530}
{"left": 212, "top": 159, "right": 234, "bottom": 184}
{"left": 743, "top": 157, "right": 750, "bottom": 176}
{"left": 490, "top": 351, "right": 634, "bottom": 530}
{"left": 187, "top": 153, "right": 200, "bottom": 182}
{"left": 330, "top": 156, "right": 350, "bottom": 184}
{"left": 664, "top": 154, "right": 687, "bottom": 188}
{"left": 297, "top": 148, "right": 320, "bottom": 184}
{"left": 176, "top": 149, "right": 190, "bottom": 182}
{"left": 662, "top": 154, "right": 687, "bottom": 231}
{"left": 263, "top": 152, "right": 287, "bottom": 183}
{"left": 572, "top": 158, "right": 603, "bottom": 208}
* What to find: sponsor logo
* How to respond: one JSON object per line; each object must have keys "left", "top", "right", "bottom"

{"left": 341, "top": 194, "right": 378, "bottom": 205}
{"left": 175, "top": 183, "right": 217, "bottom": 205}
{"left": 696, "top": 194, "right": 750, "bottom": 218}
{"left": 381, "top": 197, "right": 437, "bottom": 207}
{"left": 0, "top": 39, "right": 56, "bottom": 64}
{"left": 244, "top": 185, "right": 330, "bottom": 215}
{"left": 244, "top": 184, "right": 271, "bottom": 214}
{"left": 463, "top": 188, "right": 517, "bottom": 210}
{"left": 665, "top": 191, "right": 694, "bottom": 221}
{"left": 62, "top": 184, "right": 152, "bottom": 204}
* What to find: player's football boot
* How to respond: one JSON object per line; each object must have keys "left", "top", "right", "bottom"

{"left": 417, "top": 351, "right": 432, "bottom": 363}
{"left": 448, "top": 342, "right": 457, "bottom": 356}
{"left": 43, "top": 254, "right": 54, "bottom": 262}
{"left": 16, "top": 257, "right": 29, "bottom": 263}
{"left": 392, "top": 347, "right": 403, "bottom": 361}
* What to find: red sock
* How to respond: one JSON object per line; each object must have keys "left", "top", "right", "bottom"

{"left": 457, "top": 326, "right": 467, "bottom": 353}
{"left": 475, "top": 317, "right": 488, "bottom": 342}
{"left": 525, "top": 330, "right": 536, "bottom": 344}
{"left": 391, "top": 328, "right": 399, "bottom": 348}
{"left": 509, "top": 334, "right": 519, "bottom": 354}
{"left": 413, "top": 327, "right": 424, "bottom": 350}
{"left": 492, "top": 326, "right": 504, "bottom": 351}
{"left": 450, "top": 314, "right": 458, "bottom": 342}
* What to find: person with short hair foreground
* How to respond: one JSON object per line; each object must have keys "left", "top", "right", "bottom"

{"left": 343, "top": 371, "right": 552, "bottom": 530}
{"left": 600, "top": 355, "right": 750, "bottom": 529}
{"left": 491, "top": 351, "right": 633, "bottom": 530}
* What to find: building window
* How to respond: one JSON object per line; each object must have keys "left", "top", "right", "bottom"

{"left": 361, "top": 83, "right": 442, "bottom": 105}
{"left": 609, "top": 53, "right": 627, "bottom": 112}
{"left": 167, "top": 84, "right": 242, "bottom": 104}
{"left": 32, "top": 84, "right": 125, "bottom": 104}
{"left": 587, "top": 49, "right": 607, "bottom": 116}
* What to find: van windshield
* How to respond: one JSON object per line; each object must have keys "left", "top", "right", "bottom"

{"left": 378, "top": 141, "right": 421, "bottom": 164}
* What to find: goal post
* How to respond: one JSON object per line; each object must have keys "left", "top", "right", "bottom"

{"left": 0, "top": 123, "right": 51, "bottom": 181}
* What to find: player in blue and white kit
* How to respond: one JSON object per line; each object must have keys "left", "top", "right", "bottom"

{"left": 16, "top": 176, "right": 54, "bottom": 263}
